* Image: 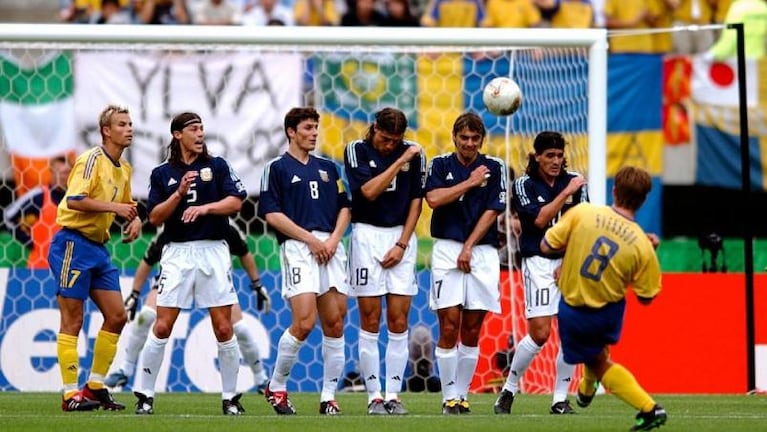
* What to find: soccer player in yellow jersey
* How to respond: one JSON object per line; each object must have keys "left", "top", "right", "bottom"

{"left": 49, "top": 105, "right": 142, "bottom": 412}
{"left": 540, "top": 166, "right": 666, "bottom": 431}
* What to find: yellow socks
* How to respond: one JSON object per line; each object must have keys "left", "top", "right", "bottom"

{"left": 601, "top": 363, "right": 656, "bottom": 412}
{"left": 88, "top": 329, "right": 120, "bottom": 388}
{"left": 57, "top": 333, "right": 79, "bottom": 397}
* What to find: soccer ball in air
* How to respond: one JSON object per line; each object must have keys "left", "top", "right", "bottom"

{"left": 482, "top": 77, "right": 522, "bottom": 116}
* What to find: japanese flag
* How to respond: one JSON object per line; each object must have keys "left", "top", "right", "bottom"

{"left": 691, "top": 56, "right": 759, "bottom": 108}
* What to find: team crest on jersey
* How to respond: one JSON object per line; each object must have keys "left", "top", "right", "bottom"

{"left": 200, "top": 167, "right": 213, "bottom": 182}
{"left": 401, "top": 162, "right": 410, "bottom": 172}
{"left": 318, "top": 170, "right": 329, "bottom": 182}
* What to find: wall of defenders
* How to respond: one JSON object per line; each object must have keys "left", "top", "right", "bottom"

{"left": 51, "top": 105, "right": 664, "bottom": 431}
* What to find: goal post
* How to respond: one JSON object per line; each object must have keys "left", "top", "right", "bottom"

{"left": 0, "top": 24, "right": 606, "bottom": 394}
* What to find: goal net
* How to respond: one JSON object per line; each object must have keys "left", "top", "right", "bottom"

{"left": 0, "top": 24, "right": 606, "bottom": 394}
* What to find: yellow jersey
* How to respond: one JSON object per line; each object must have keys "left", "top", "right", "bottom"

{"left": 482, "top": 0, "right": 540, "bottom": 28}
{"left": 544, "top": 203, "right": 661, "bottom": 308}
{"left": 56, "top": 146, "right": 134, "bottom": 244}
{"left": 72, "top": 0, "right": 131, "bottom": 10}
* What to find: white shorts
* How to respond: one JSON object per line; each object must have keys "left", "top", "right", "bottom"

{"left": 157, "top": 240, "right": 238, "bottom": 309}
{"left": 280, "top": 231, "right": 350, "bottom": 299}
{"left": 349, "top": 223, "right": 418, "bottom": 297}
{"left": 521, "top": 255, "right": 563, "bottom": 319}
{"left": 429, "top": 239, "right": 500, "bottom": 313}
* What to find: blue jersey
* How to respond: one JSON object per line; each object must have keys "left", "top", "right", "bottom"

{"left": 344, "top": 139, "right": 425, "bottom": 227}
{"left": 147, "top": 156, "right": 246, "bottom": 243}
{"left": 425, "top": 152, "right": 506, "bottom": 245}
{"left": 512, "top": 171, "right": 588, "bottom": 257}
{"left": 258, "top": 152, "right": 351, "bottom": 244}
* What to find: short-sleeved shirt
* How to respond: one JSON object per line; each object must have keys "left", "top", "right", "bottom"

{"left": 603, "top": 0, "right": 657, "bottom": 53}
{"left": 512, "top": 171, "right": 587, "bottom": 258}
{"left": 543, "top": 202, "right": 662, "bottom": 308}
{"left": 425, "top": 152, "right": 506, "bottom": 245}
{"left": 147, "top": 156, "right": 246, "bottom": 243}
{"left": 57, "top": 146, "right": 135, "bottom": 244}
{"left": 481, "top": 0, "right": 541, "bottom": 28}
{"left": 421, "top": 0, "right": 486, "bottom": 27}
{"left": 258, "top": 152, "right": 351, "bottom": 244}
{"left": 344, "top": 139, "right": 425, "bottom": 227}
{"left": 549, "top": 0, "right": 594, "bottom": 28}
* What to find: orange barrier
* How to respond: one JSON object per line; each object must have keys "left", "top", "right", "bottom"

{"left": 474, "top": 272, "right": 767, "bottom": 394}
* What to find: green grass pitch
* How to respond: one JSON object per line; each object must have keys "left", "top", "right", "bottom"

{"left": 2, "top": 392, "right": 766, "bottom": 432}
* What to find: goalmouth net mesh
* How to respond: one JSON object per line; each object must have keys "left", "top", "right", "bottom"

{"left": 0, "top": 25, "right": 606, "bottom": 394}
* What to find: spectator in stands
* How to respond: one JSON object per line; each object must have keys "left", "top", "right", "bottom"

{"left": 341, "top": 0, "right": 386, "bottom": 25}
{"left": 714, "top": 0, "right": 733, "bottom": 24}
{"left": 294, "top": 0, "right": 340, "bottom": 25}
{"left": 241, "top": 0, "right": 295, "bottom": 25}
{"left": 536, "top": 0, "right": 594, "bottom": 28}
{"left": 194, "top": 0, "right": 241, "bottom": 24}
{"left": 481, "top": 0, "right": 541, "bottom": 28}
{"left": 603, "top": 0, "right": 661, "bottom": 53}
{"left": 94, "top": 0, "right": 132, "bottom": 23}
{"left": 672, "top": 0, "right": 717, "bottom": 54}
{"left": 60, "top": 0, "right": 131, "bottom": 23}
{"left": 705, "top": 0, "right": 767, "bottom": 59}
{"left": 381, "top": 0, "right": 420, "bottom": 26}
{"left": 60, "top": 0, "right": 93, "bottom": 22}
{"left": 420, "top": 0, "right": 485, "bottom": 27}
{"left": 134, "top": 0, "right": 190, "bottom": 24}
{"left": 648, "top": 0, "right": 676, "bottom": 53}
{"left": 591, "top": 0, "right": 606, "bottom": 26}
{"left": 3, "top": 155, "right": 71, "bottom": 270}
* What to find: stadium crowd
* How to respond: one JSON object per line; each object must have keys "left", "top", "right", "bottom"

{"left": 52, "top": 0, "right": 767, "bottom": 56}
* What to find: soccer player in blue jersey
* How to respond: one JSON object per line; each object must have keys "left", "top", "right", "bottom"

{"left": 105, "top": 219, "right": 271, "bottom": 392}
{"left": 540, "top": 166, "right": 665, "bottom": 431}
{"left": 259, "top": 107, "right": 351, "bottom": 416}
{"left": 133, "top": 112, "right": 247, "bottom": 416}
{"left": 495, "top": 131, "right": 588, "bottom": 415}
{"left": 49, "top": 104, "right": 142, "bottom": 412}
{"left": 425, "top": 112, "right": 507, "bottom": 415}
{"left": 344, "top": 107, "right": 425, "bottom": 416}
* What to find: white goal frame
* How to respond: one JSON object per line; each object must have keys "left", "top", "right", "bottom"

{"left": 0, "top": 23, "right": 608, "bottom": 204}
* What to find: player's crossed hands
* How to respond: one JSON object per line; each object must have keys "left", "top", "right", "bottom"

{"left": 113, "top": 202, "right": 138, "bottom": 221}
{"left": 398, "top": 144, "right": 422, "bottom": 164}
{"left": 308, "top": 236, "right": 337, "bottom": 265}
{"left": 563, "top": 175, "right": 586, "bottom": 195}
{"left": 468, "top": 165, "right": 491, "bottom": 187}
{"left": 457, "top": 246, "right": 473, "bottom": 273}
{"left": 380, "top": 245, "right": 404, "bottom": 269}
{"left": 181, "top": 204, "right": 209, "bottom": 223}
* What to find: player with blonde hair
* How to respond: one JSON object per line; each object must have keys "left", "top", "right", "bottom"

{"left": 50, "top": 104, "right": 141, "bottom": 411}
